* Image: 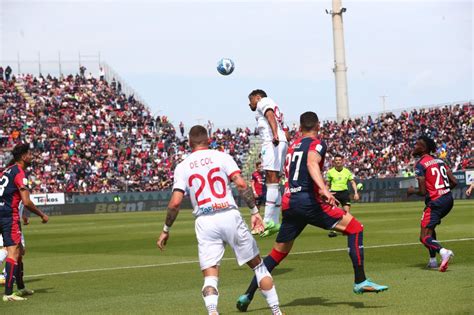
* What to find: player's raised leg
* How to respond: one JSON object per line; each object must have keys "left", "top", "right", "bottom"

{"left": 237, "top": 240, "right": 293, "bottom": 312}
{"left": 420, "top": 226, "right": 453, "bottom": 272}
{"left": 246, "top": 255, "right": 283, "bottom": 315}
{"left": 333, "top": 212, "right": 388, "bottom": 294}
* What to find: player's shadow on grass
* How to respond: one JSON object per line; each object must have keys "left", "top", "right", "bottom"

{"left": 25, "top": 278, "right": 43, "bottom": 284}
{"left": 282, "top": 297, "right": 387, "bottom": 309}
{"left": 30, "top": 287, "right": 55, "bottom": 294}
{"left": 408, "top": 263, "right": 449, "bottom": 271}
{"left": 248, "top": 296, "right": 387, "bottom": 313}
{"left": 270, "top": 268, "right": 293, "bottom": 276}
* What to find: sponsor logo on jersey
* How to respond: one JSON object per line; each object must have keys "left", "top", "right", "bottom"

{"left": 199, "top": 201, "right": 231, "bottom": 215}
{"left": 290, "top": 186, "right": 302, "bottom": 193}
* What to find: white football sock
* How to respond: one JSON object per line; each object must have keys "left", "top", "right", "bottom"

{"left": 202, "top": 276, "right": 219, "bottom": 315}
{"left": 0, "top": 248, "right": 7, "bottom": 264}
{"left": 264, "top": 184, "right": 279, "bottom": 223}
{"left": 260, "top": 286, "right": 280, "bottom": 312}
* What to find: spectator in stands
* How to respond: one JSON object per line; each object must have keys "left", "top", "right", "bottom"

{"left": 179, "top": 122, "right": 185, "bottom": 137}
{"left": 99, "top": 66, "right": 105, "bottom": 81}
{"left": 5, "top": 66, "right": 12, "bottom": 81}
{"left": 79, "top": 66, "right": 86, "bottom": 77}
{"left": 0, "top": 67, "right": 3, "bottom": 81}
{"left": 0, "top": 71, "right": 471, "bottom": 193}
{"left": 206, "top": 120, "right": 214, "bottom": 137}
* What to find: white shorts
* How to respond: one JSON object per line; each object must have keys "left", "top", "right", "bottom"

{"left": 195, "top": 209, "right": 259, "bottom": 270}
{"left": 261, "top": 141, "right": 288, "bottom": 172}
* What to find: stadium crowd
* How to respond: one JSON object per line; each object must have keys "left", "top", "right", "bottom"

{"left": 295, "top": 103, "right": 472, "bottom": 178}
{"left": 0, "top": 68, "right": 472, "bottom": 193}
{"left": 0, "top": 71, "right": 251, "bottom": 193}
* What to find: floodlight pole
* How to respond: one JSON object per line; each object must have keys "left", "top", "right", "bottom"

{"left": 327, "top": 0, "right": 350, "bottom": 123}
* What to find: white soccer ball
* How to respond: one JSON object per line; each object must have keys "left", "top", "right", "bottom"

{"left": 216, "top": 58, "right": 235, "bottom": 76}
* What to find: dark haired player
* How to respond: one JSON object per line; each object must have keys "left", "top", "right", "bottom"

{"left": 248, "top": 89, "right": 289, "bottom": 237}
{"left": 236, "top": 112, "right": 387, "bottom": 312}
{"left": 326, "top": 153, "right": 360, "bottom": 237}
{"left": 407, "top": 136, "right": 457, "bottom": 271}
{"left": 0, "top": 144, "right": 49, "bottom": 301}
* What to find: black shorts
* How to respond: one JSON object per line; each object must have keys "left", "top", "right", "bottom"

{"left": 332, "top": 190, "right": 351, "bottom": 207}
{"left": 421, "top": 194, "right": 454, "bottom": 229}
{"left": 255, "top": 195, "right": 266, "bottom": 207}
{"left": 276, "top": 203, "right": 346, "bottom": 243}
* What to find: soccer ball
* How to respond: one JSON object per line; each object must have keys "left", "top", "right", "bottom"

{"left": 216, "top": 58, "right": 235, "bottom": 76}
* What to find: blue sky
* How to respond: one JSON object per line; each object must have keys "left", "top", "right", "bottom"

{"left": 1, "top": 0, "right": 472, "bottom": 129}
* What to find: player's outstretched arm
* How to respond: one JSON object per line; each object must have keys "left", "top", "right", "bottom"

{"left": 231, "top": 173, "right": 264, "bottom": 234}
{"left": 307, "top": 151, "right": 337, "bottom": 206}
{"left": 19, "top": 189, "right": 48, "bottom": 223}
{"left": 157, "top": 190, "right": 184, "bottom": 251}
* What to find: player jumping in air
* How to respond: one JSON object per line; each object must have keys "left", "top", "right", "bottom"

{"left": 0, "top": 144, "right": 49, "bottom": 301}
{"left": 407, "top": 136, "right": 457, "bottom": 271}
{"left": 248, "top": 89, "right": 289, "bottom": 237}
{"left": 157, "top": 125, "right": 284, "bottom": 315}
{"left": 236, "top": 111, "right": 388, "bottom": 312}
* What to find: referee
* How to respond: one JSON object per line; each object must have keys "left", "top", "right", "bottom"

{"left": 326, "top": 154, "right": 360, "bottom": 237}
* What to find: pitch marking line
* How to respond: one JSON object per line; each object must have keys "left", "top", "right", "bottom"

{"left": 26, "top": 238, "right": 473, "bottom": 278}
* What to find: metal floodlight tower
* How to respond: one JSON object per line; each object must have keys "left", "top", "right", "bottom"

{"left": 327, "top": 0, "right": 350, "bottom": 122}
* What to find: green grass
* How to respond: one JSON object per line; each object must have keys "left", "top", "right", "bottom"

{"left": 2, "top": 200, "right": 473, "bottom": 314}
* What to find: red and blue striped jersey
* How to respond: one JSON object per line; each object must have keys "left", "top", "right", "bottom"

{"left": 0, "top": 164, "right": 27, "bottom": 220}
{"left": 415, "top": 154, "right": 452, "bottom": 204}
{"left": 282, "top": 136, "right": 327, "bottom": 210}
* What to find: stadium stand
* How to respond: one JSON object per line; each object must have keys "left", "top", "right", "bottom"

{"left": 289, "top": 104, "right": 473, "bottom": 178}
{"left": 0, "top": 70, "right": 472, "bottom": 193}
{"left": 0, "top": 72, "right": 250, "bottom": 193}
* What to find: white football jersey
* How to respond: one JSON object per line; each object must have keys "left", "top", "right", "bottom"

{"left": 255, "top": 97, "right": 287, "bottom": 143}
{"left": 172, "top": 149, "right": 240, "bottom": 217}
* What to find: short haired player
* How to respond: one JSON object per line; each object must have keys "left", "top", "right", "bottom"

{"left": 157, "top": 125, "right": 283, "bottom": 315}
{"left": 326, "top": 153, "right": 360, "bottom": 237}
{"left": 248, "top": 89, "right": 289, "bottom": 237}
{"left": 236, "top": 112, "right": 388, "bottom": 312}
{"left": 0, "top": 144, "right": 49, "bottom": 301}
{"left": 407, "top": 136, "right": 457, "bottom": 271}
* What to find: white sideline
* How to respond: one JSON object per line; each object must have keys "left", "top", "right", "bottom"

{"left": 25, "top": 238, "right": 473, "bottom": 279}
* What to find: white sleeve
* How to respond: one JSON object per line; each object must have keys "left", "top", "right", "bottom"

{"left": 258, "top": 98, "right": 276, "bottom": 115}
{"left": 222, "top": 154, "right": 241, "bottom": 179}
{"left": 172, "top": 164, "right": 187, "bottom": 192}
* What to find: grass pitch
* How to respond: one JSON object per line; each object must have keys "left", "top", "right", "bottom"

{"left": 2, "top": 200, "right": 473, "bottom": 314}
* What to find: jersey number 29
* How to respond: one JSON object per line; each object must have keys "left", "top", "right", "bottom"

{"left": 431, "top": 165, "right": 450, "bottom": 189}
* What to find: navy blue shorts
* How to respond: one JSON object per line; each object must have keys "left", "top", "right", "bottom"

{"left": 421, "top": 193, "right": 454, "bottom": 229}
{"left": 276, "top": 202, "right": 346, "bottom": 243}
{"left": 255, "top": 195, "right": 266, "bottom": 207}
{"left": 0, "top": 218, "right": 22, "bottom": 247}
